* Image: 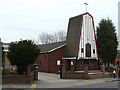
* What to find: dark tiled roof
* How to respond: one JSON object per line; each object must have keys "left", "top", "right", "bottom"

{"left": 37, "top": 41, "right": 66, "bottom": 53}
{"left": 64, "top": 13, "right": 83, "bottom": 57}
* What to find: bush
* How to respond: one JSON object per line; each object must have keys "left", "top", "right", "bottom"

{"left": 2, "top": 69, "right": 17, "bottom": 75}
{"left": 2, "top": 69, "right": 9, "bottom": 75}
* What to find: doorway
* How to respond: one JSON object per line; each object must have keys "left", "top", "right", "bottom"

{"left": 66, "top": 59, "right": 71, "bottom": 71}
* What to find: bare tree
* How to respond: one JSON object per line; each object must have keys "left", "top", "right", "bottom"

{"left": 38, "top": 30, "right": 66, "bottom": 44}
{"left": 57, "top": 31, "right": 66, "bottom": 42}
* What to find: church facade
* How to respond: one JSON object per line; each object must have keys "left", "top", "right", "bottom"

{"left": 36, "top": 12, "right": 98, "bottom": 73}
{"left": 62, "top": 12, "right": 98, "bottom": 71}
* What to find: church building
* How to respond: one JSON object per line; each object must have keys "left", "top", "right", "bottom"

{"left": 36, "top": 12, "right": 98, "bottom": 73}
{"left": 62, "top": 12, "right": 98, "bottom": 71}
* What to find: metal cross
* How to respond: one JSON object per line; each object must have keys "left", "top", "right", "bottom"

{"left": 84, "top": 3, "right": 88, "bottom": 12}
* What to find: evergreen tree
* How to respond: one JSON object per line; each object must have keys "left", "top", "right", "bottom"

{"left": 7, "top": 40, "right": 40, "bottom": 74}
{"left": 96, "top": 19, "right": 118, "bottom": 66}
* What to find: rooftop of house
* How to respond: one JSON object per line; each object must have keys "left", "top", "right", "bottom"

{"left": 37, "top": 41, "right": 66, "bottom": 53}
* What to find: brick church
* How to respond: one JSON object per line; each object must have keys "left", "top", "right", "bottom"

{"left": 35, "top": 12, "right": 98, "bottom": 74}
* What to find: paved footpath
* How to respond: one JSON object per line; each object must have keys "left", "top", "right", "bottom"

{"left": 2, "top": 72, "right": 120, "bottom": 89}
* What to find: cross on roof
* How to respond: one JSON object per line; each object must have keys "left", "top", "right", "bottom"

{"left": 84, "top": 3, "right": 88, "bottom": 12}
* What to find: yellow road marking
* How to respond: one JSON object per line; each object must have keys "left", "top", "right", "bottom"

{"left": 34, "top": 84, "right": 36, "bottom": 88}
{"left": 31, "top": 84, "right": 37, "bottom": 88}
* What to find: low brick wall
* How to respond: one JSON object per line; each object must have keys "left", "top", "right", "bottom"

{"left": 2, "top": 64, "right": 39, "bottom": 84}
{"left": 61, "top": 65, "right": 88, "bottom": 79}
{"left": 61, "top": 64, "right": 114, "bottom": 79}
{"left": 2, "top": 74, "right": 34, "bottom": 84}
{"left": 65, "top": 71, "right": 84, "bottom": 79}
{"left": 89, "top": 72, "right": 113, "bottom": 79}
{"left": 2, "top": 75, "right": 28, "bottom": 84}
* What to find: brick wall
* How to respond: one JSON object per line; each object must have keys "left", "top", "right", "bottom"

{"left": 65, "top": 71, "right": 84, "bottom": 79}
{"left": 61, "top": 64, "right": 113, "bottom": 79}
{"left": 36, "top": 46, "right": 65, "bottom": 74}
{"left": 89, "top": 73, "right": 113, "bottom": 79}
{"left": 2, "top": 75, "right": 28, "bottom": 84}
{"left": 61, "top": 65, "right": 88, "bottom": 79}
{"left": 36, "top": 54, "right": 49, "bottom": 72}
{"left": 2, "top": 74, "right": 34, "bottom": 84}
{"left": 2, "top": 64, "right": 38, "bottom": 84}
{"left": 62, "top": 59, "right": 98, "bottom": 71}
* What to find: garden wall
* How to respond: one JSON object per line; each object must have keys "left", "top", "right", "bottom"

{"left": 2, "top": 75, "right": 27, "bottom": 84}
{"left": 61, "top": 65, "right": 114, "bottom": 79}
{"left": 2, "top": 64, "right": 38, "bottom": 84}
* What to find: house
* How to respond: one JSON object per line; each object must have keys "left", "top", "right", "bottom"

{"left": 2, "top": 43, "right": 17, "bottom": 72}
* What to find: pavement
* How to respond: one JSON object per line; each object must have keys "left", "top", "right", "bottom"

{"left": 2, "top": 72, "right": 120, "bottom": 89}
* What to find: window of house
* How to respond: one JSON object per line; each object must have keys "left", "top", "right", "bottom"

{"left": 93, "top": 49, "right": 95, "bottom": 54}
{"left": 81, "top": 48, "right": 84, "bottom": 53}
{"left": 57, "top": 60, "right": 60, "bottom": 65}
{"left": 86, "top": 43, "right": 91, "bottom": 57}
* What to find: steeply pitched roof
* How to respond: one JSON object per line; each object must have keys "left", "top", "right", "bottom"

{"left": 64, "top": 12, "right": 94, "bottom": 58}
{"left": 64, "top": 13, "right": 83, "bottom": 57}
{"left": 37, "top": 41, "right": 66, "bottom": 53}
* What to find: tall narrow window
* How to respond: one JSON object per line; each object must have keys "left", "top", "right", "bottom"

{"left": 93, "top": 49, "right": 95, "bottom": 54}
{"left": 86, "top": 43, "right": 91, "bottom": 57}
{"left": 81, "top": 48, "right": 84, "bottom": 53}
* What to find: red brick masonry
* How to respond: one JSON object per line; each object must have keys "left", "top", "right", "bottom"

{"left": 61, "top": 65, "right": 113, "bottom": 79}
{"left": 2, "top": 75, "right": 34, "bottom": 84}
{"left": 2, "top": 64, "right": 38, "bottom": 84}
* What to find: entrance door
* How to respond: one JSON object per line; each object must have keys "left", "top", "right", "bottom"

{"left": 66, "top": 60, "right": 71, "bottom": 71}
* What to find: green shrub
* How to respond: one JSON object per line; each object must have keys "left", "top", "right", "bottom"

{"left": 2, "top": 69, "right": 9, "bottom": 75}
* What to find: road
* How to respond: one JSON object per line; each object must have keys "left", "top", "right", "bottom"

{"left": 2, "top": 72, "right": 120, "bottom": 89}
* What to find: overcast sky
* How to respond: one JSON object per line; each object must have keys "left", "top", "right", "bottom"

{"left": 0, "top": 0, "right": 119, "bottom": 43}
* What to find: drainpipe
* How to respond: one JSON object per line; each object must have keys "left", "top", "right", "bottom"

{"left": 75, "top": 57, "right": 78, "bottom": 71}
